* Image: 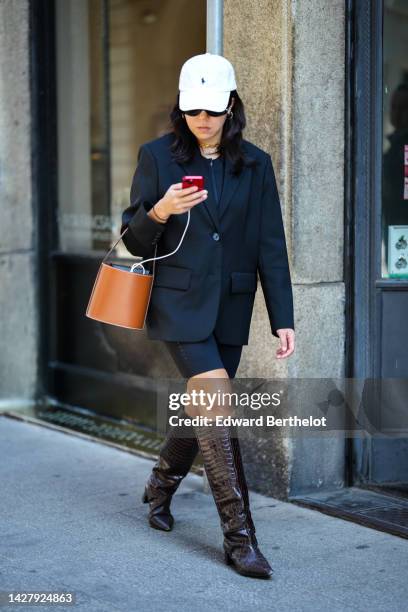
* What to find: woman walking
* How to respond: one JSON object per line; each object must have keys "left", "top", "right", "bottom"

{"left": 121, "top": 53, "right": 295, "bottom": 579}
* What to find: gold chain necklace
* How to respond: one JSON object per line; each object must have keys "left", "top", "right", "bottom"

{"left": 199, "top": 141, "right": 221, "bottom": 158}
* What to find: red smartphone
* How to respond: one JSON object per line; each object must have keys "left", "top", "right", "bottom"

{"left": 182, "top": 175, "right": 205, "bottom": 191}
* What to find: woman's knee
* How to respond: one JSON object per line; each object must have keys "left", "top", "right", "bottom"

{"left": 184, "top": 368, "right": 233, "bottom": 419}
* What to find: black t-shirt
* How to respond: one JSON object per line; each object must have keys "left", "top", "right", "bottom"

{"left": 203, "top": 155, "right": 225, "bottom": 207}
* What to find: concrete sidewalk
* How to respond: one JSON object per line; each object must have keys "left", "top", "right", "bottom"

{"left": 1, "top": 414, "right": 407, "bottom": 612}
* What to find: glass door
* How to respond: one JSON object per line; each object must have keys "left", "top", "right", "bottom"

{"left": 352, "top": 0, "right": 408, "bottom": 494}
{"left": 49, "top": 0, "right": 207, "bottom": 424}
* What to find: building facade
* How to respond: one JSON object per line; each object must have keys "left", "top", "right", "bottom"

{"left": 1, "top": 0, "right": 407, "bottom": 517}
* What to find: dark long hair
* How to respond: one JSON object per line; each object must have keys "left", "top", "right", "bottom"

{"left": 168, "top": 90, "right": 258, "bottom": 176}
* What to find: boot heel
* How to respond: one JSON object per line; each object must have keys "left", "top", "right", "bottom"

{"left": 224, "top": 550, "right": 232, "bottom": 565}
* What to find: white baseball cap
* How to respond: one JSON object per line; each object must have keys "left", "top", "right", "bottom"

{"left": 178, "top": 52, "right": 237, "bottom": 112}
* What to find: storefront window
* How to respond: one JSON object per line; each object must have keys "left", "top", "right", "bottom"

{"left": 381, "top": 0, "right": 408, "bottom": 278}
{"left": 55, "top": 0, "right": 206, "bottom": 254}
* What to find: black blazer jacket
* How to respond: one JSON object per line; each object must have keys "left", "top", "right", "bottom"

{"left": 120, "top": 132, "right": 295, "bottom": 346}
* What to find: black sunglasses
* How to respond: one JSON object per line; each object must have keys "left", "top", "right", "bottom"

{"left": 182, "top": 108, "right": 229, "bottom": 117}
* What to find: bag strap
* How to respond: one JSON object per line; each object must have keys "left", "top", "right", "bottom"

{"left": 102, "top": 209, "right": 191, "bottom": 277}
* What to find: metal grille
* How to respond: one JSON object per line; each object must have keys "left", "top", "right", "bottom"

{"left": 290, "top": 487, "right": 408, "bottom": 539}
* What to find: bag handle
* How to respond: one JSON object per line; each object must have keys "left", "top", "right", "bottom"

{"left": 102, "top": 208, "right": 191, "bottom": 276}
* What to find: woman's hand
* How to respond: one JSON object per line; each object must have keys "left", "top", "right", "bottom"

{"left": 275, "top": 329, "right": 295, "bottom": 359}
{"left": 154, "top": 183, "right": 208, "bottom": 220}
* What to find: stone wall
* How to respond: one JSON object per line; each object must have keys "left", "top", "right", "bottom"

{"left": 0, "top": 0, "right": 37, "bottom": 406}
{"left": 224, "top": 0, "right": 346, "bottom": 497}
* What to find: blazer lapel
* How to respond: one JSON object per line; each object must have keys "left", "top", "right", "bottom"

{"left": 170, "top": 143, "right": 247, "bottom": 232}
{"left": 217, "top": 154, "right": 246, "bottom": 222}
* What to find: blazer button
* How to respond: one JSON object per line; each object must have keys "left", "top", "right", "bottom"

{"left": 212, "top": 232, "right": 220, "bottom": 241}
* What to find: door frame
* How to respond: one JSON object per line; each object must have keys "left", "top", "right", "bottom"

{"left": 346, "top": 0, "right": 408, "bottom": 485}
{"left": 30, "top": 0, "right": 59, "bottom": 402}
{"left": 346, "top": 0, "right": 383, "bottom": 383}
{"left": 345, "top": 0, "right": 381, "bottom": 486}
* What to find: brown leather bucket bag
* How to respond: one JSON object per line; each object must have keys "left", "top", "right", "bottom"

{"left": 85, "top": 211, "right": 190, "bottom": 330}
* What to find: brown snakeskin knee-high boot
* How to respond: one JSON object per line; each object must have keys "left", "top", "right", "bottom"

{"left": 142, "top": 419, "right": 257, "bottom": 539}
{"left": 230, "top": 432, "right": 258, "bottom": 547}
{"left": 142, "top": 412, "right": 199, "bottom": 531}
{"left": 193, "top": 422, "right": 273, "bottom": 578}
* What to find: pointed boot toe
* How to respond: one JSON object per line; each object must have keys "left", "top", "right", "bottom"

{"left": 149, "top": 512, "right": 174, "bottom": 531}
{"left": 143, "top": 486, "right": 174, "bottom": 531}
{"left": 224, "top": 542, "right": 273, "bottom": 578}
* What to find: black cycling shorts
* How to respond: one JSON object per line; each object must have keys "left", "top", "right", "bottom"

{"left": 163, "top": 332, "right": 243, "bottom": 379}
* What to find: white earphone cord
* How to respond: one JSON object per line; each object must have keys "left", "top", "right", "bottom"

{"left": 130, "top": 210, "right": 190, "bottom": 274}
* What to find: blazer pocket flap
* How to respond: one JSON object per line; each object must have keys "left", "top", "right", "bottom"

{"left": 230, "top": 271, "right": 258, "bottom": 293}
{"left": 153, "top": 264, "right": 192, "bottom": 291}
